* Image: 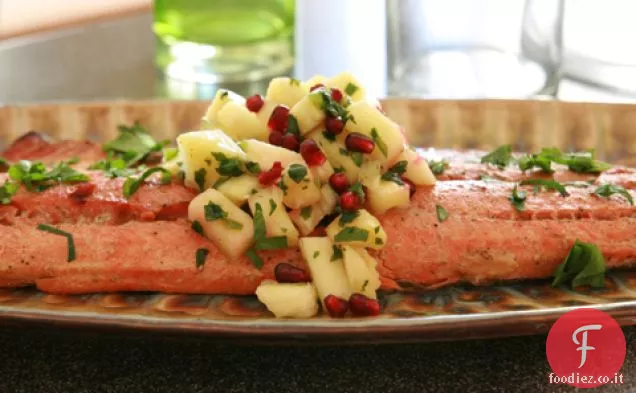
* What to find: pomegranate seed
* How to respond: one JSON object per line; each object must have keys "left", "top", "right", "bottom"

{"left": 324, "top": 295, "right": 348, "bottom": 318}
{"left": 329, "top": 173, "right": 350, "bottom": 194}
{"left": 258, "top": 161, "right": 283, "bottom": 186}
{"left": 349, "top": 293, "right": 381, "bottom": 316}
{"left": 268, "top": 105, "right": 290, "bottom": 133}
{"left": 345, "top": 133, "right": 375, "bottom": 154}
{"left": 274, "top": 263, "right": 311, "bottom": 283}
{"left": 299, "top": 139, "right": 326, "bottom": 167}
{"left": 70, "top": 183, "right": 96, "bottom": 200}
{"left": 325, "top": 116, "right": 345, "bottom": 135}
{"left": 245, "top": 94, "right": 264, "bottom": 113}
{"left": 401, "top": 176, "right": 416, "bottom": 198}
{"left": 310, "top": 83, "right": 325, "bottom": 92}
{"left": 281, "top": 133, "right": 300, "bottom": 151}
{"left": 331, "top": 88, "right": 344, "bottom": 102}
{"left": 339, "top": 191, "right": 361, "bottom": 211}
{"left": 268, "top": 130, "right": 284, "bottom": 146}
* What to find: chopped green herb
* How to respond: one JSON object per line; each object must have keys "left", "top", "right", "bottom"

{"left": 289, "top": 78, "right": 301, "bottom": 86}
{"left": 122, "top": 167, "right": 172, "bottom": 198}
{"left": 204, "top": 202, "right": 243, "bottom": 229}
{"left": 381, "top": 160, "right": 408, "bottom": 185}
{"left": 277, "top": 179, "right": 288, "bottom": 195}
{"left": 89, "top": 154, "right": 138, "bottom": 178}
{"left": 300, "top": 206, "right": 313, "bottom": 220}
{"left": 349, "top": 181, "right": 366, "bottom": 203}
{"left": 191, "top": 220, "right": 204, "bottom": 235}
{"left": 287, "top": 115, "right": 300, "bottom": 136}
{"left": 252, "top": 203, "right": 288, "bottom": 250}
{"left": 361, "top": 280, "right": 369, "bottom": 292}
{"left": 0, "top": 180, "right": 18, "bottom": 205}
{"left": 481, "top": 145, "right": 513, "bottom": 169}
{"left": 269, "top": 199, "right": 277, "bottom": 216}
{"left": 339, "top": 210, "right": 359, "bottom": 226}
{"left": 428, "top": 160, "right": 448, "bottom": 176}
{"left": 323, "top": 131, "right": 336, "bottom": 141}
{"left": 310, "top": 89, "right": 354, "bottom": 123}
{"left": 219, "top": 90, "right": 229, "bottom": 100}
{"left": 518, "top": 153, "right": 553, "bottom": 173}
{"left": 246, "top": 161, "right": 261, "bottom": 174}
{"left": 37, "top": 224, "right": 76, "bottom": 262}
{"left": 436, "top": 204, "right": 449, "bottom": 222}
{"left": 255, "top": 236, "right": 288, "bottom": 250}
{"left": 375, "top": 238, "right": 384, "bottom": 245}
{"left": 9, "top": 159, "right": 89, "bottom": 192}
{"left": 594, "top": 184, "right": 634, "bottom": 205}
{"left": 350, "top": 152, "right": 363, "bottom": 167}
{"left": 520, "top": 147, "right": 612, "bottom": 174}
{"left": 509, "top": 185, "right": 527, "bottom": 212}
{"left": 374, "top": 226, "right": 380, "bottom": 234}
{"left": 313, "top": 251, "right": 320, "bottom": 259}
{"left": 212, "top": 152, "right": 244, "bottom": 177}
{"left": 245, "top": 248, "right": 263, "bottom": 269}
{"left": 103, "top": 122, "right": 167, "bottom": 166}
{"left": 163, "top": 147, "right": 179, "bottom": 162}
{"left": 520, "top": 179, "right": 569, "bottom": 197}
{"left": 194, "top": 168, "right": 206, "bottom": 192}
{"left": 344, "top": 83, "right": 359, "bottom": 96}
{"left": 370, "top": 128, "right": 388, "bottom": 157}
{"left": 288, "top": 164, "right": 308, "bottom": 183}
{"left": 331, "top": 245, "right": 343, "bottom": 261}
{"left": 334, "top": 227, "right": 369, "bottom": 243}
{"left": 552, "top": 240, "right": 606, "bottom": 289}
{"left": 195, "top": 248, "right": 209, "bottom": 269}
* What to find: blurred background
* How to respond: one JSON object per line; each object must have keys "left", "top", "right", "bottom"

{"left": 1, "top": 0, "right": 636, "bottom": 104}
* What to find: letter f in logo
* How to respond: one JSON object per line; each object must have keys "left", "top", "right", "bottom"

{"left": 572, "top": 324, "right": 602, "bottom": 368}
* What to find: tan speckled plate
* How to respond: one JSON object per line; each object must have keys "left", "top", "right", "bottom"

{"left": 1, "top": 99, "right": 636, "bottom": 343}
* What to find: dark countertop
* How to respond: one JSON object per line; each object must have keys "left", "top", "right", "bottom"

{"left": 0, "top": 325, "right": 632, "bottom": 393}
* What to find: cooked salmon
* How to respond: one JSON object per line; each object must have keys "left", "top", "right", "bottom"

{"left": 1, "top": 134, "right": 635, "bottom": 294}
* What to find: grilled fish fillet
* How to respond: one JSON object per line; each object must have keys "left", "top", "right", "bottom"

{"left": 1, "top": 134, "right": 635, "bottom": 294}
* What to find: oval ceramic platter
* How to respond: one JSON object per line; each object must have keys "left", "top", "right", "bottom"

{"left": 1, "top": 99, "right": 635, "bottom": 343}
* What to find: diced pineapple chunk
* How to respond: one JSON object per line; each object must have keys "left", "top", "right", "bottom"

{"left": 366, "top": 180, "right": 410, "bottom": 215}
{"left": 256, "top": 280, "right": 319, "bottom": 318}
{"left": 342, "top": 246, "right": 380, "bottom": 299}
{"left": 326, "top": 72, "right": 366, "bottom": 102}
{"left": 391, "top": 146, "right": 436, "bottom": 186}
{"left": 299, "top": 237, "right": 352, "bottom": 304}
{"left": 318, "top": 184, "right": 338, "bottom": 214}
{"left": 216, "top": 101, "right": 269, "bottom": 141}
{"left": 216, "top": 175, "right": 260, "bottom": 206}
{"left": 248, "top": 187, "right": 299, "bottom": 247}
{"left": 281, "top": 163, "right": 321, "bottom": 209}
{"left": 345, "top": 101, "right": 405, "bottom": 163}
{"left": 239, "top": 139, "right": 304, "bottom": 170}
{"left": 289, "top": 91, "right": 326, "bottom": 135}
{"left": 266, "top": 77, "right": 308, "bottom": 108}
{"left": 308, "top": 130, "right": 365, "bottom": 183}
{"left": 188, "top": 189, "right": 254, "bottom": 259}
{"left": 203, "top": 89, "right": 245, "bottom": 127}
{"left": 255, "top": 100, "right": 278, "bottom": 128}
{"left": 309, "top": 151, "right": 335, "bottom": 184}
{"left": 177, "top": 130, "right": 248, "bottom": 191}
{"left": 326, "top": 209, "right": 387, "bottom": 249}
{"left": 289, "top": 185, "right": 338, "bottom": 235}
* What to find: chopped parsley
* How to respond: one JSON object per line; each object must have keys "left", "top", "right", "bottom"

{"left": 322, "top": 131, "right": 336, "bottom": 142}
{"left": 277, "top": 179, "right": 288, "bottom": 195}
{"left": 374, "top": 226, "right": 380, "bottom": 234}
{"left": 8, "top": 159, "right": 89, "bottom": 192}
{"left": 361, "top": 280, "right": 369, "bottom": 292}
{"left": 287, "top": 115, "right": 301, "bottom": 136}
{"left": 163, "top": 147, "right": 179, "bottom": 162}
{"left": 334, "top": 227, "right": 369, "bottom": 243}
{"left": 519, "top": 179, "right": 569, "bottom": 197}
{"left": 349, "top": 181, "right": 366, "bottom": 203}
{"left": 194, "top": 168, "right": 206, "bottom": 192}
{"left": 0, "top": 180, "right": 18, "bottom": 204}
{"left": 381, "top": 160, "right": 408, "bottom": 185}
{"left": 191, "top": 220, "right": 204, "bottom": 235}
{"left": 435, "top": 204, "right": 448, "bottom": 222}
{"left": 102, "top": 123, "right": 167, "bottom": 167}
{"left": 300, "top": 206, "right": 312, "bottom": 219}
{"left": 246, "top": 161, "right": 261, "bottom": 174}
{"left": 509, "top": 185, "right": 527, "bottom": 212}
{"left": 339, "top": 210, "right": 359, "bottom": 226}
{"left": 204, "top": 202, "right": 244, "bottom": 230}
{"left": 122, "top": 167, "right": 172, "bottom": 198}
{"left": 195, "top": 248, "right": 209, "bottom": 269}
{"left": 246, "top": 203, "right": 289, "bottom": 267}
{"left": 269, "top": 199, "right": 277, "bottom": 216}
{"left": 212, "top": 152, "right": 244, "bottom": 177}
{"left": 313, "top": 251, "right": 320, "bottom": 259}
{"left": 375, "top": 238, "right": 384, "bottom": 245}
{"left": 518, "top": 148, "right": 611, "bottom": 174}
{"left": 370, "top": 128, "right": 388, "bottom": 157}
{"left": 481, "top": 145, "right": 513, "bottom": 169}
{"left": 289, "top": 78, "right": 301, "bottom": 86}
{"left": 37, "top": 224, "right": 76, "bottom": 262}
{"left": 245, "top": 249, "right": 263, "bottom": 269}
{"left": 309, "top": 88, "right": 355, "bottom": 123}
{"left": 517, "top": 152, "right": 553, "bottom": 173}
{"left": 219, "top": 90, "right": 229, "bottom": 100}
{"left": 552, "top": 240, "right": 606, "bottom": 289}
{"left": 88, "top": 154, "right": 138, "bottom": 178}
{"left": 594, "top": 184, "right": 634, "bottom": 205}
{"left": 331, "top": 245, "right": 344, "bottom": 261}
{"left": 338, "top": 148, "right": 363, "bottom": 167}
{"left": 345, "top": 82, "right": 359, "bottom": 96}
{"left": 428, "top": 160, "right": 448, "bottom": 175}
{"left": 287, "top": 164, "right": 308, "bottom": 183}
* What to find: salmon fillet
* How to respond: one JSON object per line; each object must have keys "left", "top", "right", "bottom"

{"left": 1, "top": 131, "right": 105, "bottom": 166}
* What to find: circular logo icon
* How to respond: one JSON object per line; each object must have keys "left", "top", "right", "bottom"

{"left": 546, "top": 308, "right": 626, "bottom": 388}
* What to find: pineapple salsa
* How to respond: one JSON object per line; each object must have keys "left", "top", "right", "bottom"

{"left": 163, "top": 72, "right": 436, "bottom": 318}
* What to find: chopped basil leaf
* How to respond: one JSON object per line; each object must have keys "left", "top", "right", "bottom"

{"left": 594, "top": 184, "right": 634, "bottom": 205}
{"left": 300, "top": 206, "right": 312, "bottom": 219}
{"left": 269, "top": 199, "right": 277, "bottom": 216}
{"left": 349, "top": 181, "right": 366, "bottom": 203}
{"left": 0, "top": 180, "right": 18, "bottom": 204}
{"left": 212, "top": 152, "right": 244, "bottom": 177}
{"left": 255, "top": 236, "right": 288, "bottom": 251}
{"left": 381, "top": 160, "right": 408, "bottom": 185}
{"left": 288, "top": 164, "right": 308, "bottom": 183}
{"left": 334, "top": 227, "right": 369, "bottom": 243}
{"left": 509, "top": 185, "right": 527, "bottom": 212}
{"left": 246, "top": 161, "right": 261, "bottom": 174}
{"left": 313, "top": 251, "right": 320, "bottom": 259}
{"left": 361, "top": 279, "right": 369, "bottom": 292}
{"left": 370, "top": 128, "right": 388, "bottom": 157}
{"left": 481, "top": 145, "right": 512, "bottom": 169}
{"left": 345, "top": 83, "right": 359, "bottom": 96}
{"left": 323, "top": 131, "right": 336, "bottom": 142}
{"left": 552, "top": 240, "right": 606, "bottom": 289}
{"left": 331, "top": 245, "right": 343, "bottom": 261}
{"left": 204, "top": 202, "right": 244, "bottom": 229}
{"left": 519, "top": 179, "right": 569, "bottom": 197}
{"left": 122, "top": 167, "right": 172, "bottom": 198}
{"left": 191, "top": 220, "right": 204, "bottom": 235}
{"left": 339, "top": 210, "right": 359, "bottom": 226}
{"left": 245, "top": 248, "right": 263, "bottom": 269}
{"left": 37, "top": 224, "right": 76, "bottom": 262}
{"left": 428, "top": 160, "right": 448, "bottom": 176}
{"left": 195, "top": 248, "right": 209, "bottom": 269}
{"left": 194, "top": 168, "right": 206, "bottom": 192}
{"left": 287, "top": 115, "right": 301, "bottom": 137}
{"left": 436, "top": 204, "right": 449, "bottom": 222}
